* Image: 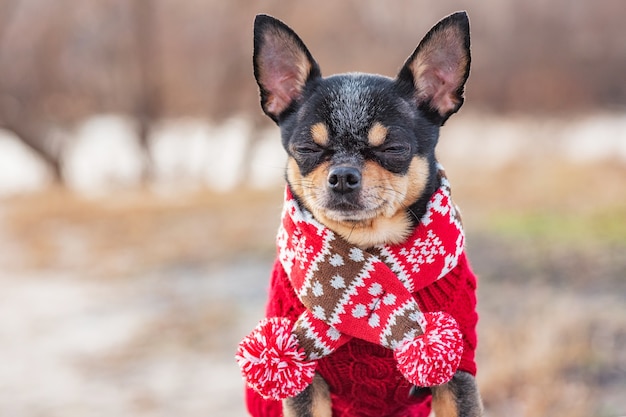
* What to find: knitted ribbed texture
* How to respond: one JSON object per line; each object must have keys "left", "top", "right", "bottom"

{"left": 415, "top": 252, "right": 478, "bottom": 376}
{"left": 245, "top": 253, "right": 478, "bottom": 416}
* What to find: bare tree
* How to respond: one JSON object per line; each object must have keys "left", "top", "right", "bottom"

{"left": 130, "top": 0, "right": 162, "bottom": 183}
{"left": 0, "top": 0, "right": 66, "bottom": 181}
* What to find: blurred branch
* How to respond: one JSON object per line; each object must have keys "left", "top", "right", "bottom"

{"left": 0, "top": 0, "right": 18, "bottom": 43}
{"left": 130, "top": 0, "right": 162, "bottom": 182}
{"left": 0, "top": 1, "right": 66, "bottom": 182}
{"left": 3, "top": 120, "right": 63, "bottom": 179}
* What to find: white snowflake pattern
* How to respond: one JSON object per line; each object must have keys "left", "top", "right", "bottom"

{"left": 312, "top": 305, "right": 326, "bottom": 320}
{"left": 291, "top": 229, "right": 315, "bottom": 270}
{"left": 312, "top": 281, "right": 324, "bottom": 297}
{"left": 382, "top": 293, "right": 397, "bottom": 306}
{"left": 349, "top": 247, "right": 365, "bottom": 262}
{"left": 368, "top": 283, "right": 383, "bottom": 296}
{"left": 368, "top": 313, "right": 380, "bottom": 328}
{"left": 352, "top": 304, "right": 367, "bottom": 318}
{"left": 327, "top": 326, "right": 341, "bottom": 341}
{"left": 420, "top": 189, "right": 450, "bottom": 226}
{"left": 439, "top": 232, "right": 465, "bottom": 278}
{"left": 330, "top": 275, "right": 346, "bottom": 289}
{"left": 399, "top": 229, "right": 446, "bottom": 273}
{"left": 329, "top": 253, "right": 344, "bottom": 267}
{"left": 276, "top": 226, "right": 294, "bottom": 275}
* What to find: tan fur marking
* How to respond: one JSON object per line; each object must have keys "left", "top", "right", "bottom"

{"left": 282, "top": 374, "right": 331, "bottom": 417}
{"left": 311, "top": 122, "right": 329, "bottom": 146}
{"left": 310, "top": 374, "right": 332, "bottom": 417}
{"left": 321, "top": 211, "right": 412, "bottom": 249}
{"left": 367, "top": 122, "right": 388, "bottom": 147}
{"left": 432, "top": 383, "right": 459, "bottom": 417}
{"left": 288, "top": 156, "right": 430, "bottom": 248}
{"left": 282, "top": 402, "right": 295, "bottom": 417}
{"left": 286, "top": 157, "right": 306, "bottom": 204}
{"left": 403, "top": 156, "right": 431, "bottom": 209}
{"left": 286, "top": 157, "right": 330, "bottom": 214}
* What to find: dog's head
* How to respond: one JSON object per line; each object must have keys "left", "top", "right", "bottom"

{"left": 254, "top": 12, "right": 470, "bottom": 247}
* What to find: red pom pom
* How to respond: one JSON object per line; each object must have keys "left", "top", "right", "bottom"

{"left": 236, "top": 317, "right": 317, "bottom": 400}
{"left": 394, "top": 311, "right": 463, "bottom": 387}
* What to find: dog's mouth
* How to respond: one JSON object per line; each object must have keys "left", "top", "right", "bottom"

{"left": 318, "top": 196, "right": 385, "bottom": 223}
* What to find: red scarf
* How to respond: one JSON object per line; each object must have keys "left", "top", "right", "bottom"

{"left": 238, "top": 169, "right": 466, "bottom": 401}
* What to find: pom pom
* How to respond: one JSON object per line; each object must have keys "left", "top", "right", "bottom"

{"left": 394, "top": 311, "right": 463, "bottom": 387}
{"left": 236, "top": 317, "right": 317, "bottom": 400}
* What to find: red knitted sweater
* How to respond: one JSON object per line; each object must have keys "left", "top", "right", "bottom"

{"left": 245, "top": 251, "right": 478, "bottom": 417}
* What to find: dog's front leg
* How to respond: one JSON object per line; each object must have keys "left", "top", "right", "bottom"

{"left": 282, "top": 373, "right": 332, "bottom": 417}
{"left": 431, "top": 371, "right": 483, "bottom": 417}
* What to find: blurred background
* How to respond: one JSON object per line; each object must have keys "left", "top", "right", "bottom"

{"left": 0, "top": 1, "right": 625, "bottom": 416}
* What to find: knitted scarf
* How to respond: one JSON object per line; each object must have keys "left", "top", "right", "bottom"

{"left": 237, "top": 168, "right": 466, "bottom": 401}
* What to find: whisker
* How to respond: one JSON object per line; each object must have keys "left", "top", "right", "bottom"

{"left": 367, "top": 184, "right": 423, "bottom": 222}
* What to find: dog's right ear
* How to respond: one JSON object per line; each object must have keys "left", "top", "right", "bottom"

{"left": 396, "top": 11, "right": 471, "bottom": 125}
{"left": 254, "top": 14, "right": 321, "bottom": 123}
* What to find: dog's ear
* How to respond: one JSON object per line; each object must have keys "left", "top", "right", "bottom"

{"left": 254, "top": 14, "right": 321, "bottom": 123}
{"left": 397, "top": 11, "right": 471, "bottom": 124}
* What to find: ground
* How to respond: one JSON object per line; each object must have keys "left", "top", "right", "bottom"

{"left": 0, "top": 134, "right": 625, "bottom": 416}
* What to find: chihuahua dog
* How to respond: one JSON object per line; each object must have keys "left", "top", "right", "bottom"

{"left": 251, "top": 11, "right": 483, "bottom": 417}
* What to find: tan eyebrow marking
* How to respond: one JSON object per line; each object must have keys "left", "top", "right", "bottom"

{"left": 311, "top": 122, "right": 329, "bottom": 146}
{"left": 368, "top": 122, "right": 388, "bottom": 147}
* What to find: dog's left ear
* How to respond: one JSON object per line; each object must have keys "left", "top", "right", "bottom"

{"left": 397, "top": 11, "right": 471, "bottom": 125}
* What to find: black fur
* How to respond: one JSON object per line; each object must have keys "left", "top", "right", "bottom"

{"left": 450, "top": 371, "right": 484, "bottom": 415}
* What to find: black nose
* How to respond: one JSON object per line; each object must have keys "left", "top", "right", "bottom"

{"left": 327, "top": 166, "right": 361, "bottom": 194}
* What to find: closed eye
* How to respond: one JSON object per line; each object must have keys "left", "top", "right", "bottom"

{"left": 377, "top": 143, "right": 411, "bottom": 156}
{"left": 383, "top": 145, "right": 408, "bottom": 153}
{"left": 291, "top": 143, "right": 323, "bottom": 156}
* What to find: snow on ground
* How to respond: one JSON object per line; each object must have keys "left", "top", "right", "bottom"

{"left": 150, "top": 117, "right": 254, "bottom": 192}
{"left": 63, "top": 115, "right": 146, "bottom": 193}
{"left": 439, "top": 112, "right": 626, "bottom": 168}
{"left": 0, "top": 113, "right": 625, "bottom": 415}
{"left": 0, "top": 112, "right": 625, "bottom": 197}
{"left": 247, "top": 127, "right": 286, "bottom": 189}
{"left": 150, "top": 118, "right": 214, "bottom": 191}
{"left": 0, "top": 129, "right": 52, "bottom": 195}
{"left": 0, "top": 260, "right": 270, "bottom": 417}
{"left": 0, "top": 272, "right": 149, "bottom": 415}
{"left": 561, "top": 114, "right": 626, "bottom": 162}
